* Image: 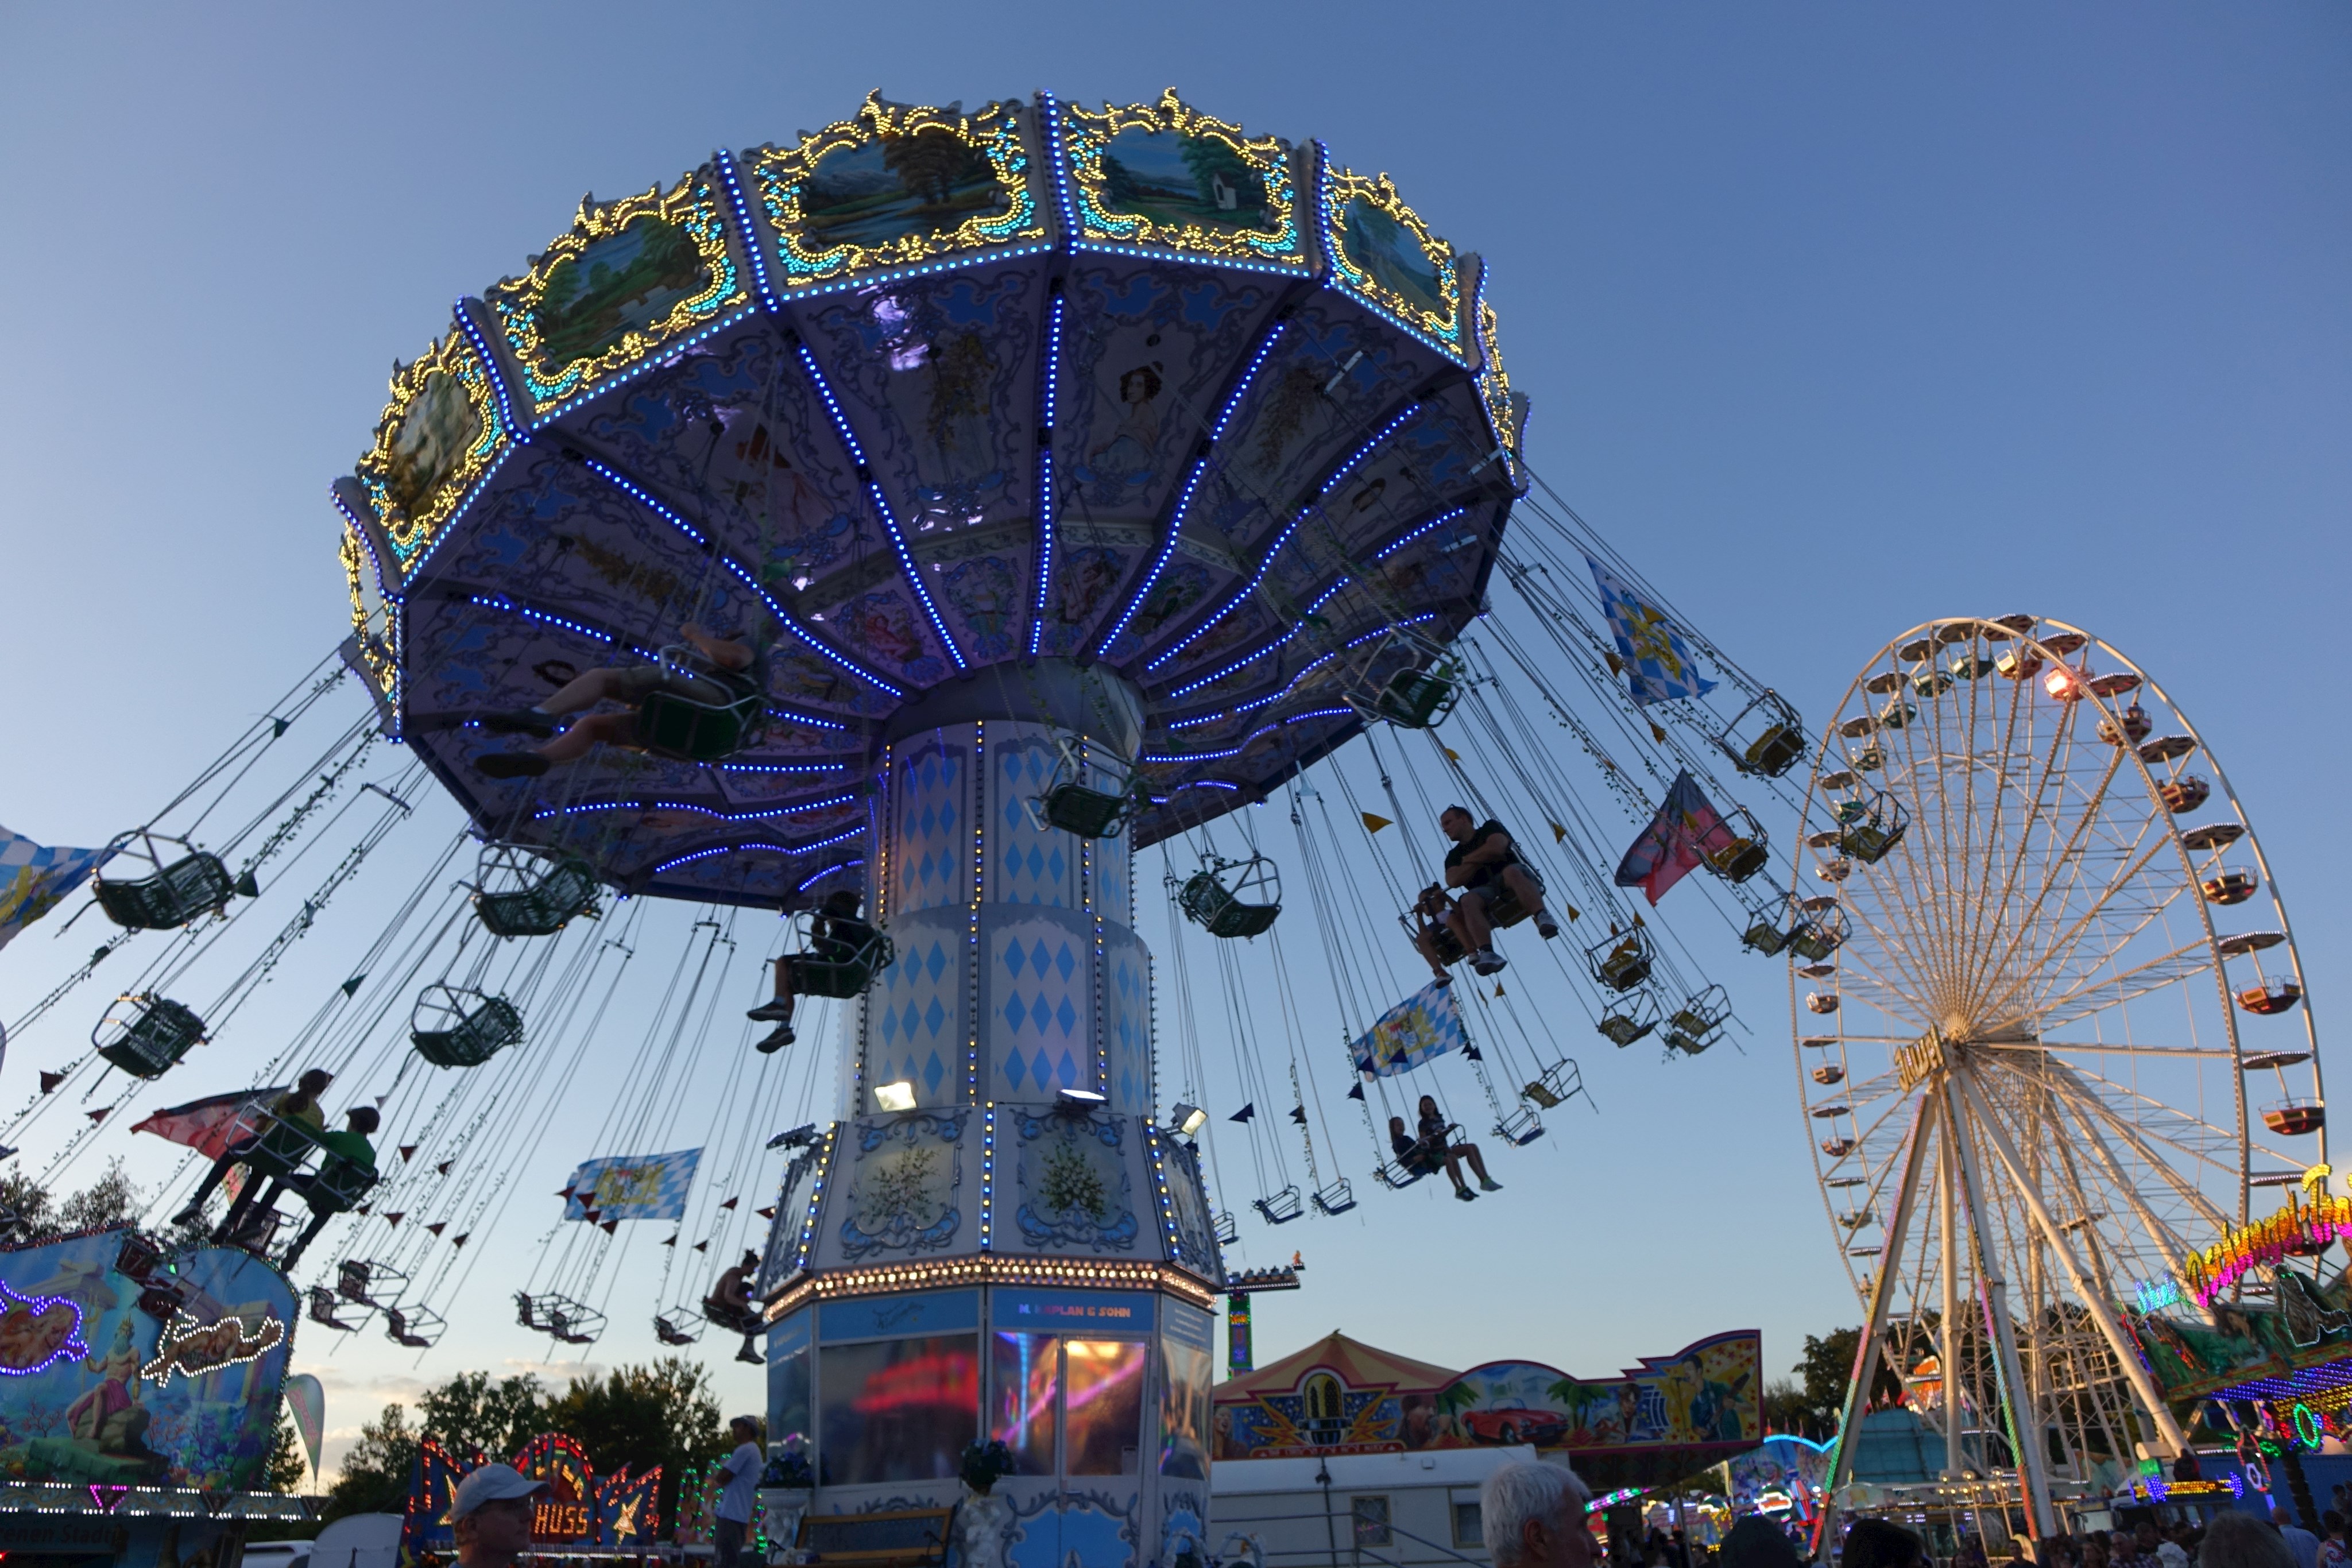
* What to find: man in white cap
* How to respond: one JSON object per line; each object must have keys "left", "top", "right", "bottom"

{"left": 714, "top": 1414, "right": 765, "bottom": 1568}
{"left": 451, "top": 1462, "right": 550, "bottom": 1568}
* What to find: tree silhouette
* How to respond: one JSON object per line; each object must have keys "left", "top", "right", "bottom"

{"left": 882, "top": 128, "right": 990, "bottom": 208}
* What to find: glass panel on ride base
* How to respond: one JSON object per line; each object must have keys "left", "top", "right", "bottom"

{"left": 1063, "top": 1339, "right": 1146, "bottom": 1477}
{"left": 1158, "top": 1326, "right": 1213, "bottom": 1479}
{"left": 817, "top": 1334, "right": 980, "bottom": 1485}
{"left": 769, "top": 1311, "right": 812, "bottom": 1450}
{"left": 989, "top": 1331, "right": 1059, "bottom": 1476}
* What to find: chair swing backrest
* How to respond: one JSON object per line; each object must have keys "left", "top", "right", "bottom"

{"left": 411, "top": 985, "right": 524, "bottom": 1068}
{"left": 307, "top": 1159, "right": 378, "bottom": 1214}
{"left": 653, "top": 1311, "right": 703, "bottom": 1346}
{"left": 787, "top": 917, "right": 894, "bottom": 1000}
{"left": 1595, "top": 990, "right": 1660, "bottom": 1048}
{"left": 93, "top": 833, "right": 238, "bottom": 932}
{"left": 1838, "top": 792, "right": 1909, "bottom": 865}
{"left": 244, "top": 1113, "right": 323, "bottom": 1183}
{"left": 1588, "top": 930, "right": 1653, "bottom": 993}
{"left": 1716, "top": 691, "right": 1805, "bottom": 779}
{"left": 1703, "top": 812, "right": 1771, "bottom": 885}
{"left": 95, "top": 996, "right": 208, "bottom": 1079}
{"left": 635, "top": 649, "right": 767, "bottom": 764}
{"left": 1031, "top": 736, "right": 1136, "bottom": 840}
{"left": 1494, "top": 1106, "right": 1546, "bottom": 1146}
{"left": 1344, "top": 626, "right": 1461, "bottom": 730}
{"left": 1179, "top": 859, "right": 1281, "bottom": 939}
{"left": 1252, "top": 1186, "right": 1305, "bottom": 1225}
{"left": 474, "top": 846, "right": 600, "bottom": 938}
{"left": 1406, "top": 906, "right": 1468, "bottom": 966}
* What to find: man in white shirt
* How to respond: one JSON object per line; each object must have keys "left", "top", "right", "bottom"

{"left": 714, "top": 1415, "right": 765, "bottom": 1568}
{"left": 2278, "top": 1510, "right": 2322, "bottom": 1568}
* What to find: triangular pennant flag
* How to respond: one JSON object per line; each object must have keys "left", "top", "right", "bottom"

{"left": 1287, "top": 1105, "right": 1307, "bottom": 1125}
{"left": 720, "top": 1197, "right": 738, "bottom": 1210}
{"left": 451, "top": 1234, "right": 468, "bottom": 1248}
{"left": 399, "top": 1145, "right": 417, "bottom": 1163}
{"left": 1229, "top": 1103, "right": 1255, "bottom": 1123}
{"left": 374, "top": 1093, "right": 390, "bottom": 1108}
{"left": 1361, "top": 812, "right": 1392, "bottom": 833}
{"left": 1649, "top": 722, "right": 1668, "bottom": 744}
{"left": 341, "top": 975, "right": 365, "bottom": 997}
{"left": 39, "top": 1071, "right": 64, "bottom": 1095}
{"left": 84, "top": 1108, "right": 108, "bottom": 1124}
{"left": 1442, "top": 746, "right": 1460, "bottom": 761}
{"left": 1346, "top": 1083, "right": 1364, "bottom": 1101}
{"left": 425, "top": 1222, "right": 446, "bottom": 1237}
{"left": 661, "top": 1234, "right": 678, "bottom": 1248}
{"left": 756, "top": 1206, "right": 777, "bottom": 1219}
{"left": 357, "top": 1205, "right": 371, "bottom": 1215}
{"left": 1494, "top": 983, "right": 1506, "bottom": 997}
{"left": 436, "top": 1160, "right": 452, "bottom": 1175}
{"left": 1550, "top": 822, "right": 1568, "bottom": 843}
{"left": 556, "top": 1187, "right": 574, "bottom": 1198}
{"left": 1463, "top": 1043, "right": 1483, "bottom": 1061}
{"left": 599, "top": 1218, "right": 618, "bottom": 1234}
{"left": 385, "top": 1212, "right": 404, "bottom": 1226}
{"left": 1565, "top": 904, "right": 1580, "bottom": 921}
{"left": 1633, "top": 912, "right": 1645, "bottom": 926}
{"left": 1604, "top": 651, "right": 1624, "bottom": 675}
{"left": 694, "top": 1240, "right": 709, "bottom": 1252}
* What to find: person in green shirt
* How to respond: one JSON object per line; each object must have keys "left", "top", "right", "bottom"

{"left": 215, "top": 1105, "right": 379, "bottom": 1260}
{"left": 276, "top": 1106, "right": 382, "bottom": 1271}
{"left": 173, "top": 1069, "right": 332, "bottom": 1228}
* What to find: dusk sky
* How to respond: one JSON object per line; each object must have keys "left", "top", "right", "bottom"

{"left": 1, "top": 2, "right": 2345, "bottom": 1481}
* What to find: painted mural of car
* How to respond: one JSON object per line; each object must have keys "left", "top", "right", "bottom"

{"left": 1461, "top": 1404, "right": 1571, "bottom": 1447}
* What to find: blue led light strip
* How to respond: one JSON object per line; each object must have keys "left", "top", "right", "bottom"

{"left": 451, "top": 301, "right": 521, "bottom": 437}
{"left": 575, "top": 454, "right": 904, "bottom": 699}
{"left": 795, "top": 855, "right": 864, "bottom": 893}
{"left": 1028, "top": 289, "right": 1065, "bottom": 656}
{"left": 537, "top": 792, "right": 864, "bottom": 824}
{"left": 712, "top": 148, "right": 777, "bottom": 311}
{"left": 647, "top": 827, "right": 867, "bottom": 875}
{"left": 1094, "top": 317, "right": 1290, "bottom": 656}
{"left": 790, "top": 339, "right": 966, "bottom": 670}
{"left": 1145, "top": 402, "right": 1424, "bottom": 673}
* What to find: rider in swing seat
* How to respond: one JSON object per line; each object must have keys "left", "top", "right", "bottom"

{"left": 216, "top": 1105, "right": 379, "bottom": 1252}
{"left": 474, "top": 622, "right": 761, "bottom": 779}
{"left": 1408, "top": 886, "right": 1460, "bottom": 985}
{"left": 1437, "top": 806, "right": 1559, "bottom": 976}
{"left": 746, "top": 889, "right": 876, "bottom": 1054}
{"left": 171, "top": 1068, "right": 332, "bottom": 1228}
{"left": 703, "top": 1249, "right": 767, "bottom": 1365}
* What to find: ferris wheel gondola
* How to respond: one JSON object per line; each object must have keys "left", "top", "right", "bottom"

{"left": 1797, "top": 615, "right": 2323, "bottom": 1539}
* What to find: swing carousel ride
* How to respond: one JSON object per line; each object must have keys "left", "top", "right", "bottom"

{"left": 0, "top": 90, "right": 1816, "bottom": 1436}
{"left": 1794, "top": 617, "right": 2323, "bottom": 1532}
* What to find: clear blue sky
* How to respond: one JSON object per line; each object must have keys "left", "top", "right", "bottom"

{"left": 2, "top": 1, "right": 2345, "bottom": 1478}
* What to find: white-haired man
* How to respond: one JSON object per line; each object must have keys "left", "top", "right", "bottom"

{"left": 1480, "top": 1459, "right": 1596, "bottom": 1568}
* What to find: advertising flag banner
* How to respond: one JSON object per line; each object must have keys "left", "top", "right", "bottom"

{"left": 1587, "top": 558, "right": 1716, "bottom": 706}
{"left": 560, "top": 1149, "right": 701, "bottom": 1223}
{"left": 1349, "top": 981, "right": 1468, "bottom": 1079}
{"left": 0, "top": 826, "right": 112, "bottom": 954}
{"left": 283, "top": 1372, "right": 325, "bottom": 1477}
{"left": 1614, "top": 771, "right": 1738, "bottom": 905}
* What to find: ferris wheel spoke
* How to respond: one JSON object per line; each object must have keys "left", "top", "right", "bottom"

{"left": 1962, "top": 722, "right": 2119, "bottom": 1013}
{"left": 2042, "top": 1065, "right": 2235, "bottom": 1232}
{"left": 1982, "top": 826, "right": 2196, "bottom": 1028}
{"left": 2024, "top": 938, "right": 2218, "bottom": 1033}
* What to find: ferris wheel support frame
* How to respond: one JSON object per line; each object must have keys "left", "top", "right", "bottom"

{"left": 1940, "top": 1087, "right": 2061, "bottom": 1540}
{"left": 1940, "top": 1129, "right": 1963, "bottom": 1481}
{"left": 1952, "top": 1065, "right": 2191, "bottom": 1458}
{"left": 1815, "top": 1091, "right": 1938, "bottom": 1555}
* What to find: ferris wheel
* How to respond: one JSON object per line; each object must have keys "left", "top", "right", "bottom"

{"left": 1794, "top": 614, "right": 2322, "bottom": 1531}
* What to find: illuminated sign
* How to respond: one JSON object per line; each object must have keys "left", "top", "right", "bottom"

{"left": 2136, "top": 1277, "right": 2181, "bottom": 1314}
{"left": 141, "top": 1309, "right": 285, "bottom": 1387}
{"left": 0, "top": 1279, "right": 88, "bottom": 1377}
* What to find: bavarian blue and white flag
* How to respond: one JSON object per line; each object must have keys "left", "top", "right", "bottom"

{"left": 1587, "top": 556, "right": 1717, "bottom": 707}
{"left": 0, "top": 825, "right": 113, "bottom": 955}
{"left": 1351, "top": 981, "right": 1469, "bottom": 1079}
{"left": 561, "top": 1148, "right": 701, "bottom": 1223}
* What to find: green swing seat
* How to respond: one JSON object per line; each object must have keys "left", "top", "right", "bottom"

{"left": 635, "top": 677, "right": 765, "bottom": 764}
{"left": 1179, "top": 872, "right": 1280, "bottom": 939}
{"left": 1742, "top": 917, "right": 1792, "bottom": 956}
{"left": 1370, "top": 667, "right": 1458, "bottom": 729}
{"left": 241, "top": 1112, "right": 325, "bottom": 1184}
{"left": 1041, "top": 782, "right": 1129, "bottom": 839}
{"left": 475, "top": 855, "right": 599, "bottom": 938}
{"left": 412, "top": 992, "right": 524, "bottom": 1068}
{"left": 96, "top": 997, "right": 208, "bottom": 1079}
{"left": 95, "top": 851, "right": 237, "bottom": 931}
{"left": 301, "top": 1156, "right": 378, "bottom": 1216}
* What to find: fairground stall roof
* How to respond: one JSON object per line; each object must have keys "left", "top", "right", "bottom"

{"left": 335, "top": 88, "right": 1523, "bottom": 907}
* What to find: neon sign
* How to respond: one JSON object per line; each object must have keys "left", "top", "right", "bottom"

{"left": 140, "top": 1309, "right": 285, "bottom": 1387}
{"left": 0, "top": 1279, "right": 89, "bottom": 1377}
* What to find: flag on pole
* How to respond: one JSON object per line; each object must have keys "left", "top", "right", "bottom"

{"left": 1350, "top": 981, "right": 1471, "bottom": 1078}
{"left": 1614, "top": 770, "right": 1739, "bottom": 905}
{"left": 0, "top": 826, "right": 113, "bottom": 954}
{"left": 560, "top": 1149, "right": 702, "bottom": 1223}
{"left": 281, "top": 1373, "right": 324, "bottom": 1480}
{"left": 131, "top": 1087, "right": 286, "bottom": 1160}
{"left": 1586, "top": 559, "right": 1716, "bottom": 707}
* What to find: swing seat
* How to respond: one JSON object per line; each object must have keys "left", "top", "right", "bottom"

{"left": 1368, "top": 667, "right": 1457, "bottom": 729}
{"left": 635, "top": 678, "right": 765, "bottom": 764}
{"left": 1417, "top": 915, "right": 1467, "bottom": 966}
{"left": 1523, "top": 1079, "right": 1563, "bottom": 1109}
{"left": 1597, "top": 1013, "right": 1654, "bottom": 1047}
{"left": 307, "top": 1286, "right": 365, "bottom": 1332}
{"left": 1040, "top": 782, "right": 1129, "bottom": 839}
{"left": 1310, "top": 1180, "right": 1357, "bottom": 1217}
{"left": 474, "top": 855, "right": 599, "bottom": 938}
{"left": 788, "top": 931, "right": 895, "bottom": 999}
{"left": 412, "top": 993, "right": 524, "bottom": 1067}
{"left": 340, "top": 1260, "right": 406, "bottom": 1307}
{"left": 653, "top": 1312, "right": 703, "bottom": 1346}
{"left": 1525, "top": 1059, "right": 1584, "bottom": 1110}
{"left": 1210, "top": 1211, "right": 1239, "bottom": 1246}
{"left": 1788, "top": 923, "right": 1842, "bottom": 962}
{"left": 1475, "top": 882, "right": 1530, "bottom": 928}
{"left": 1741, "top": 917, "right": 1792, "bottom": 956}
{"left": 1179, "top": 872, "right": 1281, "bottom": 939}
{"left": 96, "top": 996, "right": 208, "bottom": 1079}
{"left": 1737, "top": 723, "right": 1804, "bottom": 778}
{"left": 300, "top": 1157, "right": 378, "bottom": 1215}
{"left": 1664, "top": 1017, "right": 1716, "bottom": 1055}
{"left": 1252, "top": 1187, "right": 1304, "bottom": 1225}
{"left": 1705, "top": 837, "right": 1769, "bottom": 884}
{"left": 95, "top": 850, "right": 237, "bottom": 932}
{"left": 1495, "top": 1107, "right": 1545, "bottom": 1146}
{"left": 242, "top": 1114, "right": 323, "bottom": 1184}
{"left": 1840, "top": 823, "right": 1904, "bottom": 864}
{"left": 384, "top": 1307, "right": 444, "bottom": 1349}
{"left": 1591, "top": 940, "right": 1650, "bottom": 993}
{"left": 703, "top": 1298, "right": 764, "bottom": 1337}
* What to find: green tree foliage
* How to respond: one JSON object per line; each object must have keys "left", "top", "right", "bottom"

{"left": 418, "top": 1370, "right": 548, "bottom": 1458}
{"left": 265, "top": 1407, "right": 311, "bottom": 1493}
{"left": 544, "top": 1358, "right": 729, "bottom": 1527}
{"left": 1763, "top": 1378, "right": 1822, "bottom": 1440}
{"left": 1796, "top": 1327, "right": 1905, "bottom": 1434}
{"left": 323, "top": 1402, "right": 419, "bottom": 1523}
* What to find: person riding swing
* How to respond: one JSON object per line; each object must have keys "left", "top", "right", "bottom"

{"left": 171, "top": 1067, "right": 333, "bottom": 1228}
{"left": 474, "top": 622, "right": 762, "bottom": 779}
{"left": 1388, "top": 1094, "right": 1502, "bottom": 1202}
{"left": 1437, "top": 806, "right": 1559, "bottom": 975}
{"left": 746, "top": 889, "right": 877, "bottom": 1053}
{"left": 704, "top": 1248, "right": 766, "bottom": 1365}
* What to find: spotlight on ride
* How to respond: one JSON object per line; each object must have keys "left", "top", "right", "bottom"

{"left": 873, "top": 1081, "right": 916, "bottom": 1113}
